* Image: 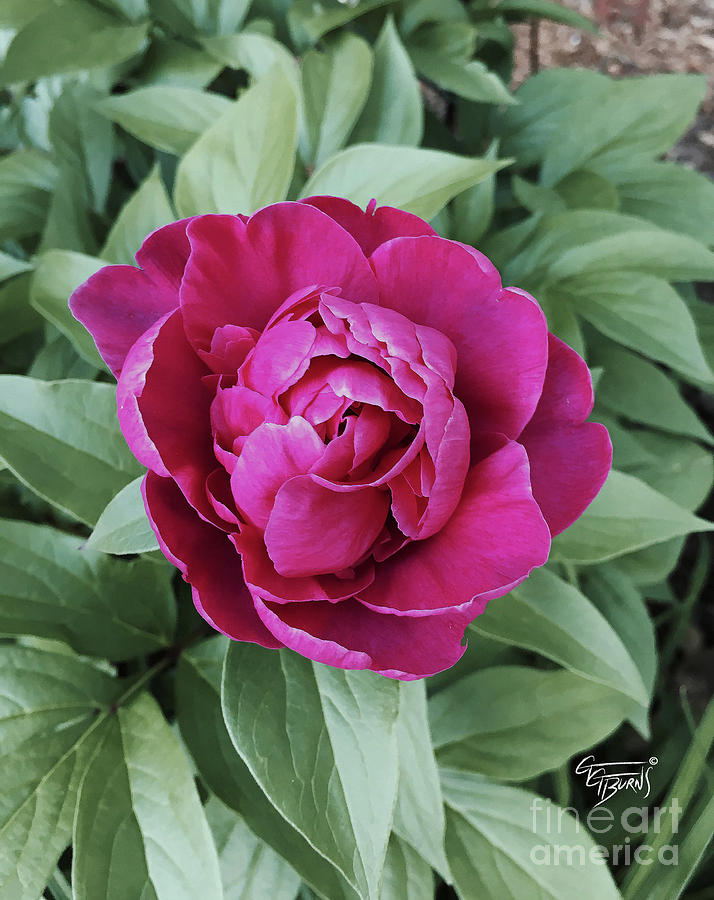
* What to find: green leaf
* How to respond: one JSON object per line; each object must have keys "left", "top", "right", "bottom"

{"left": 450, "top": 140, "right": 499, "bottom": 245}
{"left": 175, "top": 67, "right": 298, "bottom": 217}
{"left": 592, "top": 343, "right": 712, "bottom": 444}
{"left": 49, "top": 82, "right": 114, "bottom": 214}
{"left": 614, "top": 160, "right": 714, "bottom": 245}
{"left": 380, "top": 835, "right": 434, "bottom": 900}
{"left": 551, "top": 470, "right": 714, "bottom": 565}
{"left": 202, "top": 32, "right": 300, "bottom": 87}
{"left": 302, "top": 144, "right": 506, "bottom": 221}
{"left": 0, "top": 2, "right": 149, "bottom": 85}
{"left": 176, "top": 638, "right": 359, "bottom": 900}
{"left": 409, "top": 49, "right": 514, "bottom": 105}
{"left": 0, "top": 646, "right": 117, "bottom": 900}
{"left": 580, "top": 565, "right": 657, "bottom": 703}
{"left": 288, "top": 0, "right": 395, "bottom": 48}
{"left": 97, "top": 87, "right": 232, "bottom": 156}
{"left": 567, "top": 271, "right": 713, "bottom": 384}
{"left": 0, "top": 517, "right": 174, "bottom": 658}
{"left": 441, "top": 770, "right": 622, "bottom": 899}
{"left": 30, "top": 251, "right": 107, "bottom": 369}
{"left": 495, "top": 0, "right": 597, "bottom": 30}
{"left": 0, "top": 149, "right": 56, "bottom": 242}
{"left": 541, "top": 74, "right": 707, "bottom": 186}
{"left": 512, "top": 175, "right": 566, "bottom": 215}
{"left": 86, "top": 476, "right": 159, "bottom": 555}
{"left": 556, "top": 169, "right": 620, "bottom": 210}
{"left": 473, "top": 567, "right": 649, "bottom": 708}
{"left": 626, "top": 431, "right": 714, "bottom": 511}
{"left": 222, "top": 644, "right": 400, "bottom": 900}
{"left": 101, "top": 167, "right": 175, "bottom": 265}
{"left": 0, "top": 274, "right": 41, "bottom": 346}
{"left": 29, "top": 332, "right": 98, "bottom": 382}
{"left": 430, "top": 667, "right": 631, "bottom": 780}
{"left": 394, "top": 681, "right": 452, "bottom": 881}
{"left": 547, "top": 228, "right": 714, "bottom": 283}
{"left": 137, "top": 36, "right": 222, "bottom": 88}
{"left": 0, "top": 251, "right": 32, "bottom": 282}
{"left": 0, "top": 377, "right": 142, "bottom": 525}
{"left": 39, "top": 163, "right": 98, "bottom": 256}
{"left": 300, "top": 34, "right": 373, "bottom": 168}
{"left": 205, "top": 795, "right": 301, "bottom": 900}
{"left": 73, "top": 692, "right": 222, "bottom": 900}
{"left": 350, "top": 16, "right": 423, "bottom": 147}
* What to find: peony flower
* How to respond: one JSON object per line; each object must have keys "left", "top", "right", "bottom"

{"left": 71, "top": 197, "right": 611, "bottom": 679}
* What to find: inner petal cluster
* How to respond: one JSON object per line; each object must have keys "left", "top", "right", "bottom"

{"left": 205, "top": 287, "right": 470, "bottom": 587}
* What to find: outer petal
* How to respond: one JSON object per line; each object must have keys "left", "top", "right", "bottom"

{"left": 300, "top": 196, "right": 436, "bottom": 257}
{"left": 369, "top": 236, "right": 549, "bottom": 438}
{"left": 252, "top": 594, "right": 481, "bottom": 680}
{"left": 69, "top": 218, "right": 193, "bottom": 377}
{"left": 519, "top": 334, "right": 612, "bottom": 535}
{"left": 143, "top": 472, "right": 282, "bottom": 648}
{"left": 357, "top": 442, "right": 551, "bottom": 615}
{"left": 135, "top": 309, "right": 221, "bottom": 525}
{"left": 179, "top": 203, "right": 379, "bottom": 353}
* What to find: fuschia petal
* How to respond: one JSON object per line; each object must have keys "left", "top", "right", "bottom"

{"left": 357, "top": 441, "right": 551, "bottom": 616}
{"left": 519, "top": 333, "right": 612, "bottom": 535}
{"left": 179, "top": 203, "right": 379, "bottom": 353}
{"left": 264, "top": 475, "right": 390, "bottom": 577}
{"left": 234, "top": 527, "right": 375, "bottom": 604}
{"left": 136, "top": 309, "right": 221, "bottom": 526}
{"left": 369, "top": 237, "right": 549, "bottom": 438}
{"left": 253, "top": 594, "right": 480, "bottom": 679}
{"left": 116, "top": 313, "right": 172, "bottom": 477}
{"left": 301, "top": 196, "right": 436, "bottom": 256}
{"left": 521, "top": 422, "right": 612, "bottom": 536}
{"left": 69, "top": 219, "right": 193, "bottom": 377}
{"left": 143, "top": 472, "right": 281, "bottom": 647}
{"left": 230, "top": 418, "right": 325, "bottom": 529}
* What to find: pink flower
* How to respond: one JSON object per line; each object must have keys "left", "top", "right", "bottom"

{"left": 71, "top": 197, "right": 611, "bottom": 679}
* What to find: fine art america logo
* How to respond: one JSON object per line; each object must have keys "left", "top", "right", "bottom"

{"left": 529, "top": 754, "right": 680, "bottom": 868}
{"left": 575, "top": 754, "right": 659, "bottom": 808}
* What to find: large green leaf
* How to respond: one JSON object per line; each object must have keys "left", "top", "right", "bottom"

{"left": 302, "top": 145, "right": 506, "bottom": 221}
{"left": 626, "top": 430, "right": 714, "bottom": 511}
{"left": 540, "top": 73, "right": 706, "bottom": 185}
{"left": 73, "top": 692, "right": 222, "bottom": 900}
{"left": 101, "top": 167, "right": 175, "bottom": 265}
{"left": 0, "top": 646, "right": 117, "bottom": 900}
{"left": 0, "top": 517, "right": 174, "bottom": 658}
{"left": 97, "top": 87, "right": 232, "bottom": 156}
{"left": 351, "top": 16, "right": 423, "bottom": 146}
{"left": 380, "top": 836, "right": 434, "bottom": 900}
{"left": 551, "top": 470, "right": 713, "bottom": 565}
{"left": 393, "top": 681, "right": 452, "bottom": 880}
{"left": 300, "top": 33, "right": 373, "bottom": 167}
{"left": 222, "top": 643, "right": 400, "bottom": 900}
{"left": 408, "top": 48, "right": 513, "bottom": 105}
{"left": 614, "top": 160, "right": 714, "bottom": 245}
{"left": 205, "top": 795, "right": 301, "bottom": 900}
{"left": 473, "top": 567, "right": 649, "bottom": 708}
{"left": 288, "top": 0, "right": 395, "bottom": 48}
{"left": 567, "top": 271, "right": 713, "bottom": 383}
{"left": 0, "top": 2, "right": 149, "bottom": 85}
{"left": 592, "top": 343, "right": 712, "bottom": 444}
{"left": 86, "top": 476, "right": 160, "bottom": 555}
{"left": 49, "top": 82, "right": 114, "bottom": 214}
{"left": 176, "top": 638, "right": 359, "bottom": 900}
{"left": 430, "top": 666, "right": 631, "bottom": 780}
{"left": 202, "top": 33, "right": 300, "bottom": 88}
{"left": 30, "top": 251, "right": 107, "bottom": 368}
{"left": 175, "top": 67, "right": 298, "bottom": 217}
{"left": 0, "top": 149, "right": 56, "bottom": 242}
{"left": 0, "top": 377, "right": 142, "bottom": 525}
{"left": 440, "top": 770, "right": 622, "bottom": 899}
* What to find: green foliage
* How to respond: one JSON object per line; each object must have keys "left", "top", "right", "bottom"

{"left": 1, "top": 0, "right": 713, "bottom": 897}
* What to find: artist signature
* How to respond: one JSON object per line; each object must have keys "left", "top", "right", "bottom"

{"left": 575, "top": 755, "right": 658, "bottom": 808}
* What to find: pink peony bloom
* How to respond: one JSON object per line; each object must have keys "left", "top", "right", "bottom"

{"left": 70, "top": 197, "right": 611, "bottom": 679}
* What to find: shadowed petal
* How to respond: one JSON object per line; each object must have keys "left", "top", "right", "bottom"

{"left": 143, "top": 472, "right": 281, "bottom": 647}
